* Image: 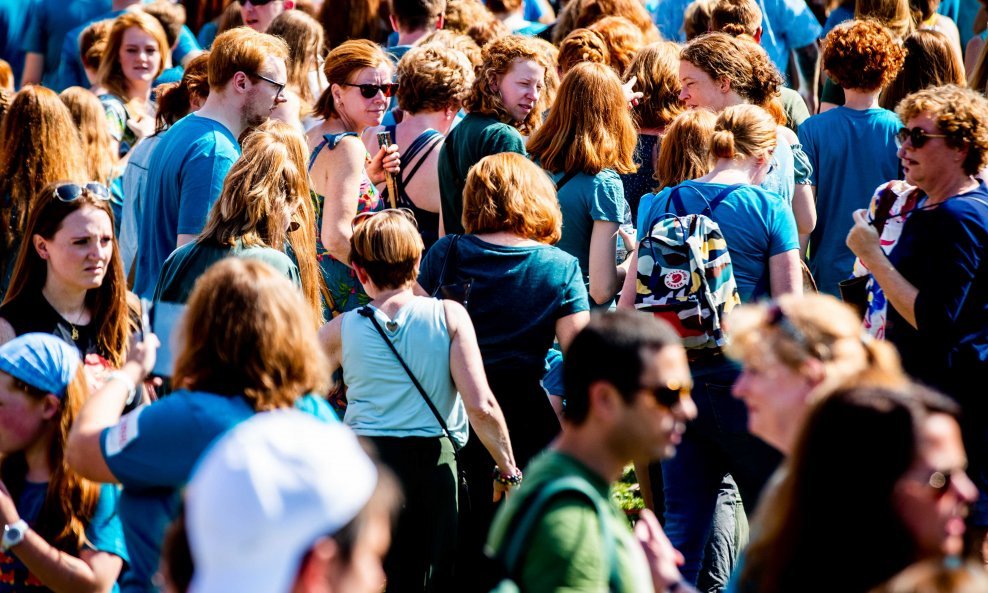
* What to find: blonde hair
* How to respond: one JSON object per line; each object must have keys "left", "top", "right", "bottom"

{"left": 59, "top": 87, "right": 116, "bottom": 185}
{"left": 655, "top": 108, "right": 717, "bottom": 190}
{"left": 463, "top": 152, "right": 562, "bottom": 244}
{"left": 557, "top": 28, "right": 610, "bottom": 75}
{"left": 173, "top": 258, "right": 330, "bottom": 410}
{"left": 710, "top": 103, "right": 777, "bottom": 160}
{"left": 314, "top": 39, "right": 392, "bottom": 121}
{"left": 98, "top": 12, "right": 170, "bottom": 100}
{"left": 856, "top": 0, "right": 915, "bottom": 38}
{"left": 396, "top": 43, "right": 474, "bottom": 114}
{"left": 527, "top": 62, "right": 637, "bottom": 175}
{"left": 267, "top": 10, "right": 325, "bottom": 106}
{"left": 208, "top": 27, "right": 290, "bottom": 89}
{"left": 588, "top": 16, "right": 644, "bottom": 74}
{"left": 350, "top": 210, "right": 424, "bottom": 289}
{"left": 623, "top": 41, "right": 685, "bottom": 130}
{"left": 464, "top": 35, "right": 553, "bottom": 135}
{"left": 418, "top": 29, "right": 482, "bottom": 68}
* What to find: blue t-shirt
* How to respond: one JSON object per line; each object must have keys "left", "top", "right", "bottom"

{"left": 551, "top": 169, "right": 625, "bottom": 284}
{"left": 640, "top": 181, "right": 799, "bottom": 301}
{"left": 418, "top": 235, "right": 589, "bottom": 378}
{"left": 761, "top": 137, "right": 795, "bottom": 204}
{"left": 101, "top": 390, "right": 334, "bottom": 593}
{"left": 196, "top": 21, "right": 217, "bottom": 50}
{"left": 0, "top": 482, "right": 126, "bottom": 593}
{"left": 20, "top": 0, "right": 108, "bottom": 88}
{"left": 134, "top": 113, "right": 241, "bottom": 298}
{"left": 0, "top": 0, "right": 35, "bottom": 85}
{"left": 820, "top": 4, "right": 853, "bottom": 37}
{"left": 798, "top": 106, "right": 901, "bottom": 295}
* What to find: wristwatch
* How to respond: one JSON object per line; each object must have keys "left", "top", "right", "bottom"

{"left": 2, "top": 520, "right": 27, "bottom": 551}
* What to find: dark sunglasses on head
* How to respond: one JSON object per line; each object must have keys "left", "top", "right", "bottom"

{"left": 351, "top": 208, "right": 417, "bottom": 232}
{"left": 53, "top": 183, "right": 111, "bottom": 203}
{"left": 342, "top": 82, "right": 399, "bottom": 99}
{"left": 895, "top": 127, "right": 949, "bottom": 149}
{"left": 642, "top": 380, "right": 692, "bottom": 409}
{"left": 766, "top": 303, "right": 833, "bottom": 361}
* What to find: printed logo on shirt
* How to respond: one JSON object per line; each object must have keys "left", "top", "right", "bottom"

{"left": 104, "top": 406, "right": 144, "bottom": 457}
{"left": 664, "top": 270, "right": 689, "bottom": 290}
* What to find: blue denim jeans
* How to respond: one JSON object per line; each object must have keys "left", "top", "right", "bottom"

{"left": 662, "top": 358, "right": 782, "bottom": 585}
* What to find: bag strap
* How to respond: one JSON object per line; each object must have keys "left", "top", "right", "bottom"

{"left": 556, "top": 170, "right": 578, "bottom": 192}
{"left": 669, "top": 183, "right": 743, "bottom": 217}
{"left": 497, "top": 476, "right": 620, "bottom": 592}
{"left": 433, "top": 234, "right": 462, "bottom": 295}
{"left": 357, "top": 306, "right": 460, "bottom": 453}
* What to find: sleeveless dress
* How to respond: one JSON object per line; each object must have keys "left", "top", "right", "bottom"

{"left": 308, "top": 131, "right": 384, "bottom": 317}
{"left": 381, "top": 125, "right": 443, "bottom": 251}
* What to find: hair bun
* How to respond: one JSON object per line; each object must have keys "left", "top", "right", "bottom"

{"left": 711, "top": 129, "right": 737, "bottom": 159}
{"left": 721, "top": 23, "right": 747, "bottom": 37}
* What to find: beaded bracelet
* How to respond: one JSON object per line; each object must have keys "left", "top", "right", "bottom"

{"left": 492, "top": 466, "right": 523, "bottom": 486}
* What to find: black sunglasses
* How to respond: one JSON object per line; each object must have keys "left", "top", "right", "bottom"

{"left": 252, "top": 72, "right": 286, "bottom": 98}
{"left": 895, "top": 127, "right": 949, "bottom": 149}
{"left": 53, "top": 183, "right": 111, "bottom": 203}
{"left": 342, "top": 82, "right": 399, "bottom": 99}
{"left": 920, "top": 467, "right": 965, "bottom": 497}
{"left": 642, "top": 380, "right": 692, "bottom": 409}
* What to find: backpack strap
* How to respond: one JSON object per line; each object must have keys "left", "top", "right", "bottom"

{"left": 496, "top": 476, "right": 620, "bottom": 592}
{"left": 669, "top": 183, "right": 744, "bottom": 217}
{"left": 556, "top": 170, "right": 579, "bottom": 192}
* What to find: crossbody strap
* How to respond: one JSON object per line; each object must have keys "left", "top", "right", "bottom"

{"left": 357, "top": 306, "right": 459, "bottom": 452}
{"left": 556, "top": 170, "right": 579, "bottom": 192}
{"left": 433, "top": 234, "right": 461, "bottom": 293}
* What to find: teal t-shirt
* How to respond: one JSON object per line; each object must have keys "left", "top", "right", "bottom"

{"left": 152, "top": 239, "right": 301, "bottom": 305}
{"left": 437, "top": 113, "right": 526, "bottom": 235}
{"left": 487, "top": 450, "right": 654, "bottom": 593}
{"left": 798, "top": 106, "right": 901, "bottom": 295}
{"left": 0, "top": 482, "right": 127, "bottom": 593}
{"left": 550, "top": 168, "right": 625, "bottom": 284}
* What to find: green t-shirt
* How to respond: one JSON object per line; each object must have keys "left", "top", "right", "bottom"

{"left": 437, "top": 112, "right": 526, "bottom": 235}
{"left": 153, "top": 238, "right": 301, "bottom": 304}
{"left": 487, "top": 450, "right": 654, "bottom": 593}
{"left": 780, "top": 87, "right": 810, "bottom": 133}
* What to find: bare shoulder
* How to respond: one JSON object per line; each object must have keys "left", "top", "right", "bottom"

{"left": 0, "top": 318, "right": 15, "bottom": 347}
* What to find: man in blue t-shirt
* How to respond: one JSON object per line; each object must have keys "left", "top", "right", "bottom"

{"left": 386, "top": 0, "right": 445, "bottom": 63}
{"left": 133, "top": 28, "right": 289, "bottom": 298}
{"left": 19, "top": 0, "right": 108, "bottom": 88}
{"left": 0, "top": 0, "right": 35, "bottom": 86}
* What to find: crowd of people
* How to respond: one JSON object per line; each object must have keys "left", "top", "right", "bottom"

{"left": 1, "top": 0, "right": 988, "bottom": 592}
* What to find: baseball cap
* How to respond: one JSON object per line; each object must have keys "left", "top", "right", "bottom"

{"left": 186, "top": 410, "right": 378, "bottom": 593}
{"left": 0, "top": 333, "right": 79, "bottom": 398}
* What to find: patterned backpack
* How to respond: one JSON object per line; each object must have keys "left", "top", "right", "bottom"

{"left": 635, "top": 184, "right": 742, "bottom": 352}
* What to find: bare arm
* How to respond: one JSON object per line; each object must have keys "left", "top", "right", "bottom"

{"left": 588, "top": 220, "right": 621, "bottom": 305}
{"left": 769, "top": 250, "right": 802, "bottom": 297}
{"left": 617, "top": 251, "right": 639, "bottom": 309}
{"left": 792, "top": 184, "right": 817, "bottom": 235}
{"left": 555, "top": 311, "right": 590, "bottom": 352}
{"left": 312, "top": 138, "right": 365, "bottom": 265}
{"left": 317, "top": 317, "right": 344, "bottom": 376}
{"left": 20, "top": 53, "right": 43, "bottom": 87}
{"left": 8, "top": 538, "right": 122, "bottom": 593}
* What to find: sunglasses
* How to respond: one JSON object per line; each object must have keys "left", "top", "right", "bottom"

{"left": 642, "top": 380, "right": 692, "bottom": 409}
{"left": 342, "top": 82, "right": 399, "bottom": 99}
{"left": 252, "top": 72, "right": 286, "bottom": 99}
{"left": 765, "top": 303, "right": 834, "bottom": 361}
{"left": 53, "top": 183, "right": 111, "bottom": 203}
{"left": 352, "top": 208, "right": 417, "bottom": 232}
{"left": 912, "top": 467, "right": 968, "bottom": 497}
{"left": 895, "top": 127, "right": 949, "bottom": 149}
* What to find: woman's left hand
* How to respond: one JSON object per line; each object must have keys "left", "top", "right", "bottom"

{"left": 846, "top": 208, "right": 883, "bottom": 265}
{"left": 0, "top": 479, "right": 21, "bottom": 525}
{"left": 367, "top": 144, "right": 401, "bottom": 185}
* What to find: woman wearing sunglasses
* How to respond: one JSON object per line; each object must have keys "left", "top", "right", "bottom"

{"left": 847, "top": 84, "right": 988, "bottom": 550}
{"left": 308, "top": 39, "right": 401, "bottom": 318}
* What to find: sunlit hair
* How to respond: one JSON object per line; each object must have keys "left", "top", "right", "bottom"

{"left": 144, "top": 0, "right": 187, "bottom": 49}
{"left": 443, "top": 0, "right": 509, "bottom": 48}
{"left": 0, "top": 87, "right": 87, "bottom": 255}
{"left": 98, "top": 12, "right": 170, "bottom": 100}
{"left": 624, "top": 42, "right": 684, "bottom": 130}
{"left": 350, "top": 210, "right": 424, "bottom": 289}
{"left": 462, "top": 152, "right": 561, "bottom": 243}
{"left": 528, "top": 62, "right": 637, "bottom": 175}
{"left": 871, "top": 558, "right": 988, "bottom": 593}
{"left": 320, "top": 0, "right": 388, "bottom": 49}
{"left": 553, "top": 0, "right": 660, "bottom": 44}
{"left": 0, "top": 59, "right": 12, "bottom": 91}
{"left": 396, "top": 43, "right": 474, "bottom": 114}
{"left": 710, "top": 0, "right": 762, "bottom": 36}
{"left": 883, "top": 30, "right": 963, "bottom": 110}
{"left": 464, "top": 35, "right": 553, "bottom": 134}
{"left": 856, "top": 0, "right": 915, "bottom": 38}
{"left": 684, "top": 0, "right": 715, "bottom": 40}
{"left": 529, "top": 37, "right": 560, "bottom": 120}
{"left": 1, "top": 366, "right": 101, "bottom": 554}
{"left": 389, "top": 0, "right": 446, "bottom": 29}
{"left": 0, "top": 88, "right": 10, "bottom": 124}
{"left": 4, "top": 185, "right": 129, "bottom": 366}
{"left": 418, "top": 29, "right": 482, "bottom": 68}
{"left": 80, "top": 20, "right": 112, "bottom": 75}
{"left": 314, "top": 39, "right": 393, "bottom": 121}
{"left": 588, "top": 16, "right": 644, "bottom": 74}
{"left": 199, "top": 120, "right": 326, "bottom": 324}
{"left": 823, "top": 19, "right": 905, "bottom": 92}
{"left": 558, "top": 28, "right": 610, "bottom": 75}
{"left": 59, "top": 87, "right": 116, "bottom": 185}
{"left": 208, "top": 27, "right": 289, "bottom": 89}
{"left": 710, "top": 103, "right": 777, "bottom": 161}
{"left": 896, "top": 84, "right": 988, "bottom": 175}
{"left": 173, "top": 258, "right": 331, "bottom": 410}
{"left": 268, "top": 10, "right": 325, "bottom": 106}
{"left": 655, "top": 108, "right": 717, "bottom": 190}
{"left": 155, "top": 51, "right": 210, "bottom": 132}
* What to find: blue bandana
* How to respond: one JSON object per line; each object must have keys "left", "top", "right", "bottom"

{"left": 0, "top": 334, "right": 80, "bottom": 398}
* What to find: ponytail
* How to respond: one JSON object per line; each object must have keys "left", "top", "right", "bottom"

{"left": 711, "top": 129, "right": 738, "bottom": 159}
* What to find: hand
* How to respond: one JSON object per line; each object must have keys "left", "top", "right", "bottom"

{"left": 618, "top": 227, "right": 637, "bottom": 254}
{"left": 493, "top": 480, "right": 511, "bottom": 502}
{"left": 368, "top": 144, "right": 401, "bottom": 184}
{"left": 126, "top": 333, "right": 160, "bottom": 381}
{"left": 0, "top": 480, "right": 20, "bottom": 526}
{"left": 635, "top": 508, "right": 685, "bottom": 593}
{"left": 623, "top": 76, "right": 644, "bottom": 109}
{"left": 846, "top": 208, "right": 883, "bottom": 265}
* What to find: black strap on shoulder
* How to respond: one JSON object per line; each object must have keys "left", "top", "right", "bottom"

{"left": 433, "top": 234, "right": 461, "bottom": 293}
{"left": 556, "top": 170, "right": 578, "bottom": 192}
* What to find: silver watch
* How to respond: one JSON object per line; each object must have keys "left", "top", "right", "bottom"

{"left": 2, "top": 520, "right": 28, "bottom": 551}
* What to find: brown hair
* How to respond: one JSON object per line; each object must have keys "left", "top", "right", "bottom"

{"left": 4, "top": 185, "right": 130, "bottom": 367}
{"left": 528, "top": 62, "right": 637, "bottom": 175}
{"left": 588, "top": 16, "right": 644, "bottom": 74}
{"left": 314, "top": 39, "right": 392, "bottom": 121}
{"left": 855, "top": 0, "right": 915, "bottom": 38}
{"left": 0, "top": 87, "right": 87, "bottom": 254}
{"left": 463, "top": 35, "right": 553, "bottom": 134}
{"left": 216, "top": 2, "right": 244, "bottom": 35}
{"left": 184, "top": 0, "right": 229, "bottom": 34}
{"left": 711, "top": 104, "right": 777, "bottom": 160}
{"left": 557, "top": 28, "right": 610, "bottom": 75}
{"left": 896, "top": 84, "right": 988, "bottom": 175}
{"left": 553, "top": 0, "right": 660, "bottom": 44}
{"left": 462, "top": 152, "right": 561, "bottom": 243}
{"left": 882, "top": 30, "right": 963, "bottom": 110}
{"left": 173, "top": 257, "right": 331, "bottom": 410}
{"left": 98, "top": 12, "right": 170, "bottom": 100}
{"left": 396, "top": 43, "right": 473, "bottom": 114}
{"left": 268, "top": 10, "right": 325, "bottom": 106}
{"left": 155, "top": 51, "right": 211, "bottom": 132}
{"left": 350, "top": 210, "right": 424, "bottom": 289}
{"left": 623, "top": 41, "right": 684, "bottom": 130}
{"left": 655, "top": 108, "right": 717, "bottom": 190}
{"left": 418, "top": 29, "right": 482, "bottom": 67}
{"left": 710, "top": 0, "right": 762, "bottom": 36}
{"left": 207, "top": 27, "right": 289, "bottom": 89}
{"left": 823, "top": 19, "right": 905, "bottom": 92}
{"left": 443, "top": 0, "right": 508, "bottom": 48}
{"left": 144, "top": 0, "right": 188, "bottom": 49}
{"left": 684, "top": 0, "right": 715, "bottom": 40}
{"left": 59, "top": 87, "right": 116, "bottom": 186}
{"left": 389, "top": 0, "right": 446, "bottom": 30}
{"left": 80, "top": 20, "right": 112, "bottom": 75}
{"left": 320, "top": 0, "right": 389, "bottom": 49}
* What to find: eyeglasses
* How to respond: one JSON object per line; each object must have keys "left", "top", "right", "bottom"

{"left": 351, "top": 208, "right": 417, "bottom": 232}
{"left": 642, "top": 380, "right": 692, "bottom": 409}
{"left": 252, "top": 72, "right": 286, "bottom": 99}
{"left": 236, "top": 0, "right": 280, "bottom": 6}
{"left": 895, "top": 127, "right": 949, "bottom": 149}
{"left": 915, "top": 467, "right": 966, "bottom": 497}
{"left": 53, "top": 183, "right": 111, "bottom": 203}
{"left": 341, "top": 82, "right": 399, "bottom": 99}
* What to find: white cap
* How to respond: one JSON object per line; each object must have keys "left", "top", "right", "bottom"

{"left": 186, "top": 411, "right": 378, "bottom": 593}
